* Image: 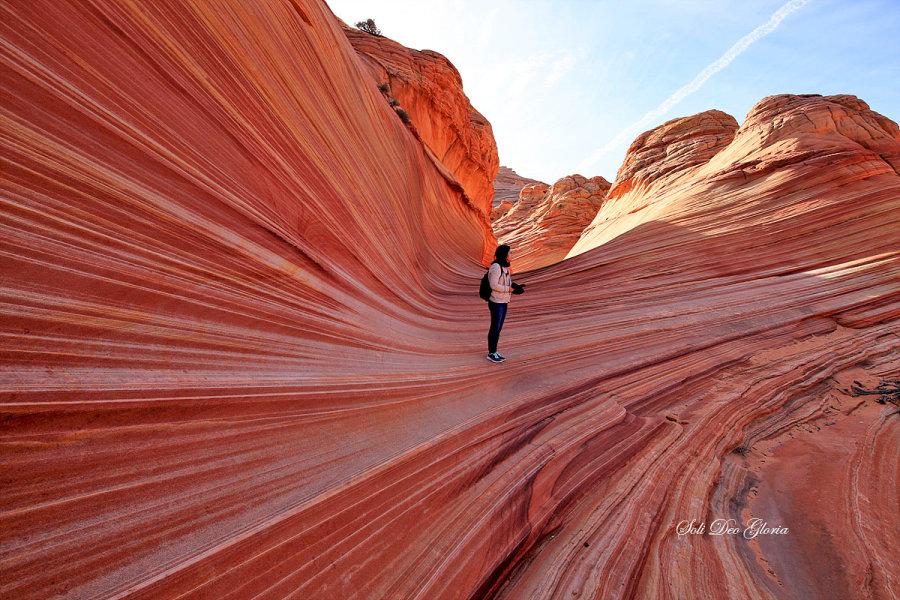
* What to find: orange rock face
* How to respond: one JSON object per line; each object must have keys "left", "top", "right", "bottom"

{"left": 490, "top": 199, "right": 515, "bottom": 221}
{"left": 1, "top": 1, "right": 898, "bottom": 598}
{"left": 494, "top": 174, "right": 611, "bottom": 270}
{"left": 344, "top": 24, "right": 499, "bottom": 218}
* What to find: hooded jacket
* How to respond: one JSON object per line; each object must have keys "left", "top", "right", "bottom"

{"left": 488, "top": 262, "right": 513, "bottom": 303}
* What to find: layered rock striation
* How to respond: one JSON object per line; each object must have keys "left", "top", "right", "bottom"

{"left": 1, "top": 2, "right": 495, "bottom": 594}
{"left": 1, "top": 2, "right": 898, "bottom": 599}
{"left": 494, "top": 174, "right": 611, "bottom": 270}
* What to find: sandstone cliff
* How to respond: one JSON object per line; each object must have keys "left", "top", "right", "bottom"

{"left": 344, "top": 24, "right": 499, "bottom": 217}
{"left": 494, "top": 174, "right": 611, "bottom": 270}
{"left": 1, "top": 1, "right": 898, "bottom": 599}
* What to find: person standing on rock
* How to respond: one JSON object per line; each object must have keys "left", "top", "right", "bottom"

{"left": 486, "top": 244, "right": 525, "bottom": 363}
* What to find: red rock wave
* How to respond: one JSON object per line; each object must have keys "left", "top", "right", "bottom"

{"left": 1, "top": 1, "right": 898, "bottom": 599}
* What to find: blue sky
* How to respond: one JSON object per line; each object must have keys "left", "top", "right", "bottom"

{"left": 326, "top": 0, "right": 900, "bottom": 183}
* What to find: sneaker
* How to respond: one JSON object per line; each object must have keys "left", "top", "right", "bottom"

{"left": 496, "top": 352, "right": 506, "bottom": 360}
{"left": 486, "top": 352, "right": 504, "bottom": 363}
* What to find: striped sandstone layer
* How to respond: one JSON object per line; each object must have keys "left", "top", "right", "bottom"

{"left": 1, "top": 2, "right": 898, "bottom": 600}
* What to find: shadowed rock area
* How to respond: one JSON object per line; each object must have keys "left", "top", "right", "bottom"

{"left": 1, "top": 1, "right": 898, "bottom": 599}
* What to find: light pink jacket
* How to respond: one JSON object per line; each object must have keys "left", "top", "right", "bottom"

{"left": 488, "top": 262, "right": 513, "bottom": 303}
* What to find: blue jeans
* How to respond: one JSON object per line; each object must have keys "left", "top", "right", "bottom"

{"left": 487, "top": 300, "right": 508, "bottom": 354}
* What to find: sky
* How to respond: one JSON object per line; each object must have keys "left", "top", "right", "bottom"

{"left": 326, "top": 0, "right": 900, "bottom": 183}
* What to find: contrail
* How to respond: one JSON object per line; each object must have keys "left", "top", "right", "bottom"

{"left": 577, "top": 0, "right": 812, "bottom": 174}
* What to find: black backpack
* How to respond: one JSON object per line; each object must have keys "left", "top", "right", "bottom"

{"left": 479, "top": 269, "right": 492, "bottom": 301}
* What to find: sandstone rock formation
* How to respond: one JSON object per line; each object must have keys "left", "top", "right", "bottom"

{"left": 344, "top": 23, "right": 499, "bottom": 217}
{"left": 570, "top": 96, "right": 899, "bottom": 256}
{"left": 493, "top": 165, "right": 545, "bottom": 207}
{"left": 493, "top": 174, "right": 610, "bottom": 270}
{"left": 1, "top": 1, "right": 898, "bottom": 599}
{"left": 570, "top": 109, "right": 739, "bottom": 253}
{"left": 490, "top": 198, "right": 515, "bottom": 221}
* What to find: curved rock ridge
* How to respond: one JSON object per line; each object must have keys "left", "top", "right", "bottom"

{"left": 570, "top": 95, "right": 900, "bottom": 257}
{"left": 344, "top": 24, "right": 499, "bottom": 217}
{"left": 1, "top": 3, "right": 899, "bottom": 599}
{"left": 494, "top": 174, "right": 611, "bottom": 270}
{"left": 607, "top": 109, "right": 739, "bottom": 200}
{"left": 493, "top": 165, "right": 546, "bottom": 207}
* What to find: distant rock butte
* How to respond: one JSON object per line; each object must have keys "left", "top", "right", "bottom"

{"left": 570, "top": 94, "right": 900, "bottom": 257}
{"left": 494, "top": 174, "right": 611, "bottom": 270}
{"left": 344, "top": 24, "right": 499, "bottom": 217}
{"left": 1, "top": 0, "right": 898, "bottom": 598}
{"left": 493, "top": 165, "right": 545, "bottom": 207}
